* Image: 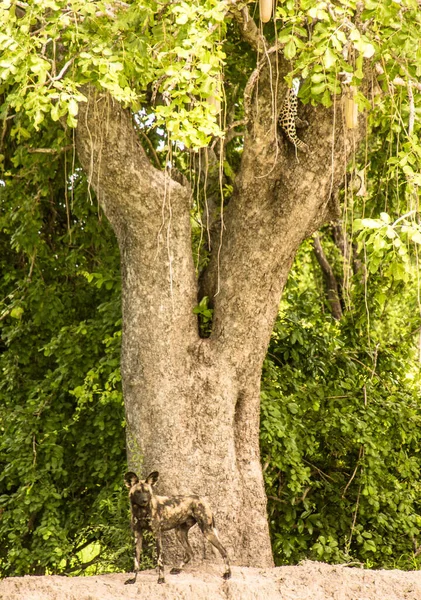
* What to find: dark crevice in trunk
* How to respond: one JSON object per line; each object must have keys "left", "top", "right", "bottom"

{"left": 195, "top": 294, "right": 214, "bottom": 339}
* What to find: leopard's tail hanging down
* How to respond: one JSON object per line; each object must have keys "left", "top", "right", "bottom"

{"left": 278, "top": 78, "right": 309, "bottom": 154}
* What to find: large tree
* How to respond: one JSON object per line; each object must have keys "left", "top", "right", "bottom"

{"left": 1, "top": 0, "right": 420, "bottom": 567}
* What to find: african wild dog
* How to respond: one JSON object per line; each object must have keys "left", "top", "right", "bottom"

{"left": 124, "top": 471, "right": 231, "bottom": 585}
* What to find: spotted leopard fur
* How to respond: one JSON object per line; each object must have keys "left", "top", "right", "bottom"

{"left": 278, "top": 86, "right": 308, "bottom": 153}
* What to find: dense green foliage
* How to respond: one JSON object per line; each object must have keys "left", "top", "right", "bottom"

{"left": 260, "top": 78, "right": 421, "bottom": 567}
{"left": 261, "top": 239, "right": 421, "bottom": 569}
{"left": 0, "top": 127, "right": 131, "bottom": 575}
{"left": 2, "top": 143, "right": 421, "bottom": 573}
{"left": 1, "top": 0, "right": 421, "bottom": 578}
{"left": 1, "top": 0, "right": 421, "bottom": 147}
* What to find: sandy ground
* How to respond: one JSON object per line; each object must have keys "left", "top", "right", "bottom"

{"left": 1, "top": 561, "right": 421, "bottom": 600}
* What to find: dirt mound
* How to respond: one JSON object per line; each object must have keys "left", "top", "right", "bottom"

{"left": 1, "top": 561, "right": 421, "bottom": 600}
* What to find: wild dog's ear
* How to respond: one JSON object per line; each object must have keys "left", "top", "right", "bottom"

{"left": 145, "top": 471, "right": 159, "bottom": 486}
{"left": 124, "top": 472, "right": 139, "bottom": 488}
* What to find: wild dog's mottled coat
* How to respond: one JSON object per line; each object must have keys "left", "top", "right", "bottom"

{"left": 124, "top": 471, "right": 231, "bottom": 585}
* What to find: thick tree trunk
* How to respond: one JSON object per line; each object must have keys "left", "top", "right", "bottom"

{"left": 75, "top": 62, "right": 367, "bottom": 567}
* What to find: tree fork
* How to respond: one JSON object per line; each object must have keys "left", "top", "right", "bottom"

{"left": 75, "top": 88, "right": 274, "bottom": 566}
{"left": 75, "top": 66, "right": 368, "bottom": 567}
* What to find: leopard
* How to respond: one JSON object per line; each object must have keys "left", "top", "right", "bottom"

{"left": 278, "top": 81, "right": 309, "bottom": 153}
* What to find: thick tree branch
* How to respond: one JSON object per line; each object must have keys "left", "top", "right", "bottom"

{"left": 201, "top": 56, "right": 369, "bottom": 372}
{"left": 313, "top": 234, "right": 343, "bottom": 320}
{"left": 230, "top": 2, "right": 269, "bottom": 53}
{"left": 75, "top": 86, "right": 199, "bottom": 380}
{"left": 76, "top": 87, "right": 167, "bottom": 214}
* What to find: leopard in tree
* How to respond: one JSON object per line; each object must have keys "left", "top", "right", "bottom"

{"left": 278, "top": 78, "right": 309, "bottom": 153}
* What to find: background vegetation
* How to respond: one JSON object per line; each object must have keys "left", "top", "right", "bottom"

{"left": 1, "top": 0, "right": 421, "bottom": 577}
{"left": 2, "top": 133, "right": 421, "bottom": 574}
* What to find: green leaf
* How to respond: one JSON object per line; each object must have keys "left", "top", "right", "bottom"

{"left": 321, "top": 89, "right": 332, "bottom": 107}
{"left": 10, "top": 306, "right": 24, "bottom": 319}
{"left": 323, "top": 47, "right": 337, "bottom": 69}
{"left": 311, "top": 73, "right": 325, "bottom": 84}
{"left": 284, "top": 39, "right": 297, "bottom": 60}
{"left": 361, "top": 218, "right": 383, "bottom": 229}
{"left": 411, "top": 232, "right": 421, "bottom": 244}
{"left": 363, "top": 540, "right": 377, "bottom": 553}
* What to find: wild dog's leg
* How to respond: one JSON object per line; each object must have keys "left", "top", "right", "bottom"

{"left": 125, "top": 531, "right": 143, "bottom": 585}
{"left": 170, "top": 521, "right": 195, "bottom": 575}
{"left": 202, "top": 525, "right": 231, "bottom": 580}
{"left": 156, "top": 528, "right": 165, "bottom": 584}
{"left": 195, "top": 505, "right": 231, "bottom": 580}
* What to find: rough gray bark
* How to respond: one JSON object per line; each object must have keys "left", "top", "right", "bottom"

{"left": 75, "top": 57, "right": 367, "bottom": 568}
